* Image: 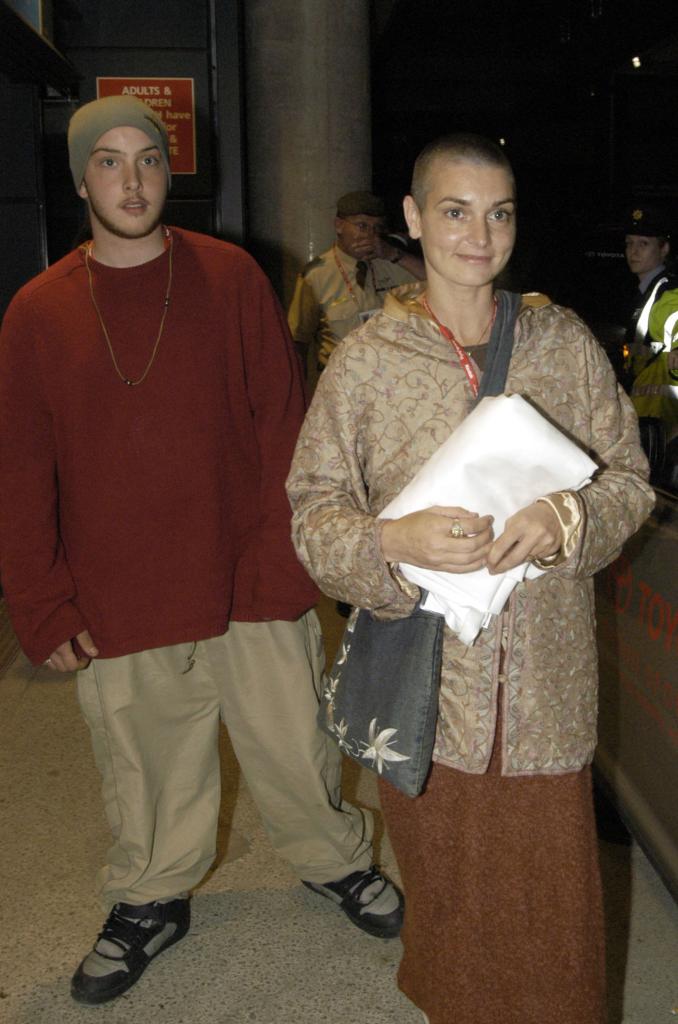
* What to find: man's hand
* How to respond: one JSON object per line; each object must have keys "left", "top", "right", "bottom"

{"left": 371, "top": 235, "right": 401, "bottom": 263}
{"left": 380, "top": 506, "right": 494, "bottom": 574}
{"left": 45, "top": 630, "right": 99, "bottom": 672}
{"left": 487, "top": 502, "right": 562, "bottom": 575}
{"left": 371, "top": 235, "right": 425, "bottom": 279}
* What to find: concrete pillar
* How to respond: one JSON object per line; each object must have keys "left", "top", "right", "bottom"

{"left": 243, "top": 0, "right": 371, "bottom": 305}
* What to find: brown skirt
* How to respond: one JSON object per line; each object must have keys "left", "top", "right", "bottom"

{"left": 378, "top": 741, "right": 606, "bottom": 1024}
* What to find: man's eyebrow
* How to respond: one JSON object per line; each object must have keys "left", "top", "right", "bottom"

{"left": 90, "top": 144, "right": 160, "bottom": 155}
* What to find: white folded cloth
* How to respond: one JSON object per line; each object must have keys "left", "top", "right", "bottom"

{"left": 379, "top": 394, "right": 597, "bottom": 644}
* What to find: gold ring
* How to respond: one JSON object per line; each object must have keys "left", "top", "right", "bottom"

{"left": 450, "top": 520, "right": 465, "bottom": 539}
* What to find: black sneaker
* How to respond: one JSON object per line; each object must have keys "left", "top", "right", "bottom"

{"left": 302, "top": 865, "right": 404, "bottom": 939}
{"left": 71, "top": 897, "right": 190, "bottom": 1005}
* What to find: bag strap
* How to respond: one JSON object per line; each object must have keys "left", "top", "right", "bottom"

{"left": 474, "top": 290, "right": 521, "bottom": 403}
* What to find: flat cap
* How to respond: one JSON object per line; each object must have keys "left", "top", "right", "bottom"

{"left": 623, "top": 204, "right": 671, "bottom": 239}
{"left": 336, "top": 191, "right": 385, "bottom": 218}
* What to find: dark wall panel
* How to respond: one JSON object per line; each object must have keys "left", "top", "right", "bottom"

{"left": 0, "top": 83, "right": 41, "bottom": 198}
{"left": 43, "top": 98, "right": 82, "bottom": 261}
{"left": 0, "top": 203, "right": 44, "bottom": 314}
{"left": 0, "top": 81, "right": 46, "bottom": 317}
{"left": 164, "top": 199, "right": 216, "bottom": 235}
{"left": 613, "top": 75, "right": 678, "bottom": 200}
{"left": 58, "top": 2, "right": 208, "bottom": 50}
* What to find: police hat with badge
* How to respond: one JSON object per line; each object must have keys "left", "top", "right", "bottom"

{"left": 623, "top": 204, "right": 672, "bottom": 240}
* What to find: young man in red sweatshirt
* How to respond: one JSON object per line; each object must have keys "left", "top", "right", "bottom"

{"left": 0, "top": 96, "right": 402, "bottom": 1006}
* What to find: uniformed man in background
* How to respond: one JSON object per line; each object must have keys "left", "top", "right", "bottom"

{"left": 288, "top": 191, "right": 423, "bottom": 382}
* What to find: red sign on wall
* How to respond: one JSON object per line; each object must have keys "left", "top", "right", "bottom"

{"left": 96, "top": 77, "right": 196, "bottom": 175}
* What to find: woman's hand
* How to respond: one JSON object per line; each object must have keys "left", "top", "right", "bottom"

{"left": 487, "top": 502, "right": 562, "bottom": 575}
{"left": 380, "top": 506, "right": 494, "bottom": 574}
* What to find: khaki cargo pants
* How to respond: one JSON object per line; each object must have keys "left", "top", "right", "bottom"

{"left": 77, "top": 612, "right": 373, "bottom": 908}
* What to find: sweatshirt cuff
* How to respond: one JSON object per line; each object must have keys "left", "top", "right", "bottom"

{"left": 17, "top": 601, "right": 87, "bottom": 666}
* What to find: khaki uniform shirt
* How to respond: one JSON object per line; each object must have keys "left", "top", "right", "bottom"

{"left": 287, "top": 244, "right": 416, "bottom": 374}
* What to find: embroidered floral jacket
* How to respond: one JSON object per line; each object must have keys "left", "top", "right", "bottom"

{"left": 286, "top": 285, "right": 655, "bottom": 776}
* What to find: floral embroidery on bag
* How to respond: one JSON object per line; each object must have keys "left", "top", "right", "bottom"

{"left": 322, "top": 619, "right": 410, "bottom": 774}
{"left": 361, "top": 718, "right": 411, "bottom": 773}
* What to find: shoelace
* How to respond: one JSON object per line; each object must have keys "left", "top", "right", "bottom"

{"left": 97, "top": 906, "right": 159, "bottom": 956}
{"left": 343, "top": 866, "right": 386, "bottom": 903}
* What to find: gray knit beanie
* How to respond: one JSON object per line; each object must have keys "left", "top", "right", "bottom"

{"left": 68, "top": 95, "right": 171, "bottom": 190}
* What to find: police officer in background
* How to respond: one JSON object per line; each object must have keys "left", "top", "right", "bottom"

{"left": 622, "top": 204, "right": 678, "bottom": 480}
{"left": 623, "top": 204, "right": 677, "bottom": 388}
{"left": 288, "top": 191, "right": 423, "bottom": 383}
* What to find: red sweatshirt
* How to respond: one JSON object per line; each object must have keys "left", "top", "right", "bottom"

{"left": 0, "top": 228, "right": 318, "bottom": 663}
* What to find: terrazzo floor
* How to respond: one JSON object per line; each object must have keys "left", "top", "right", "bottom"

{"left": 0, "top": 595, "right": 676, "bottom": 1023}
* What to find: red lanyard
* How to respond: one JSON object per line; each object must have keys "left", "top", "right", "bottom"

{"left": 333, "top": 245, "right": 375, "bottom": 306}
{"left": 421, "top": 296, "right": 497, "bottom": 399}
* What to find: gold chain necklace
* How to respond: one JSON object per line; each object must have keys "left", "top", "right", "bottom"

{"left": 83, "top": 230, "right": 173, "bottom": 387}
